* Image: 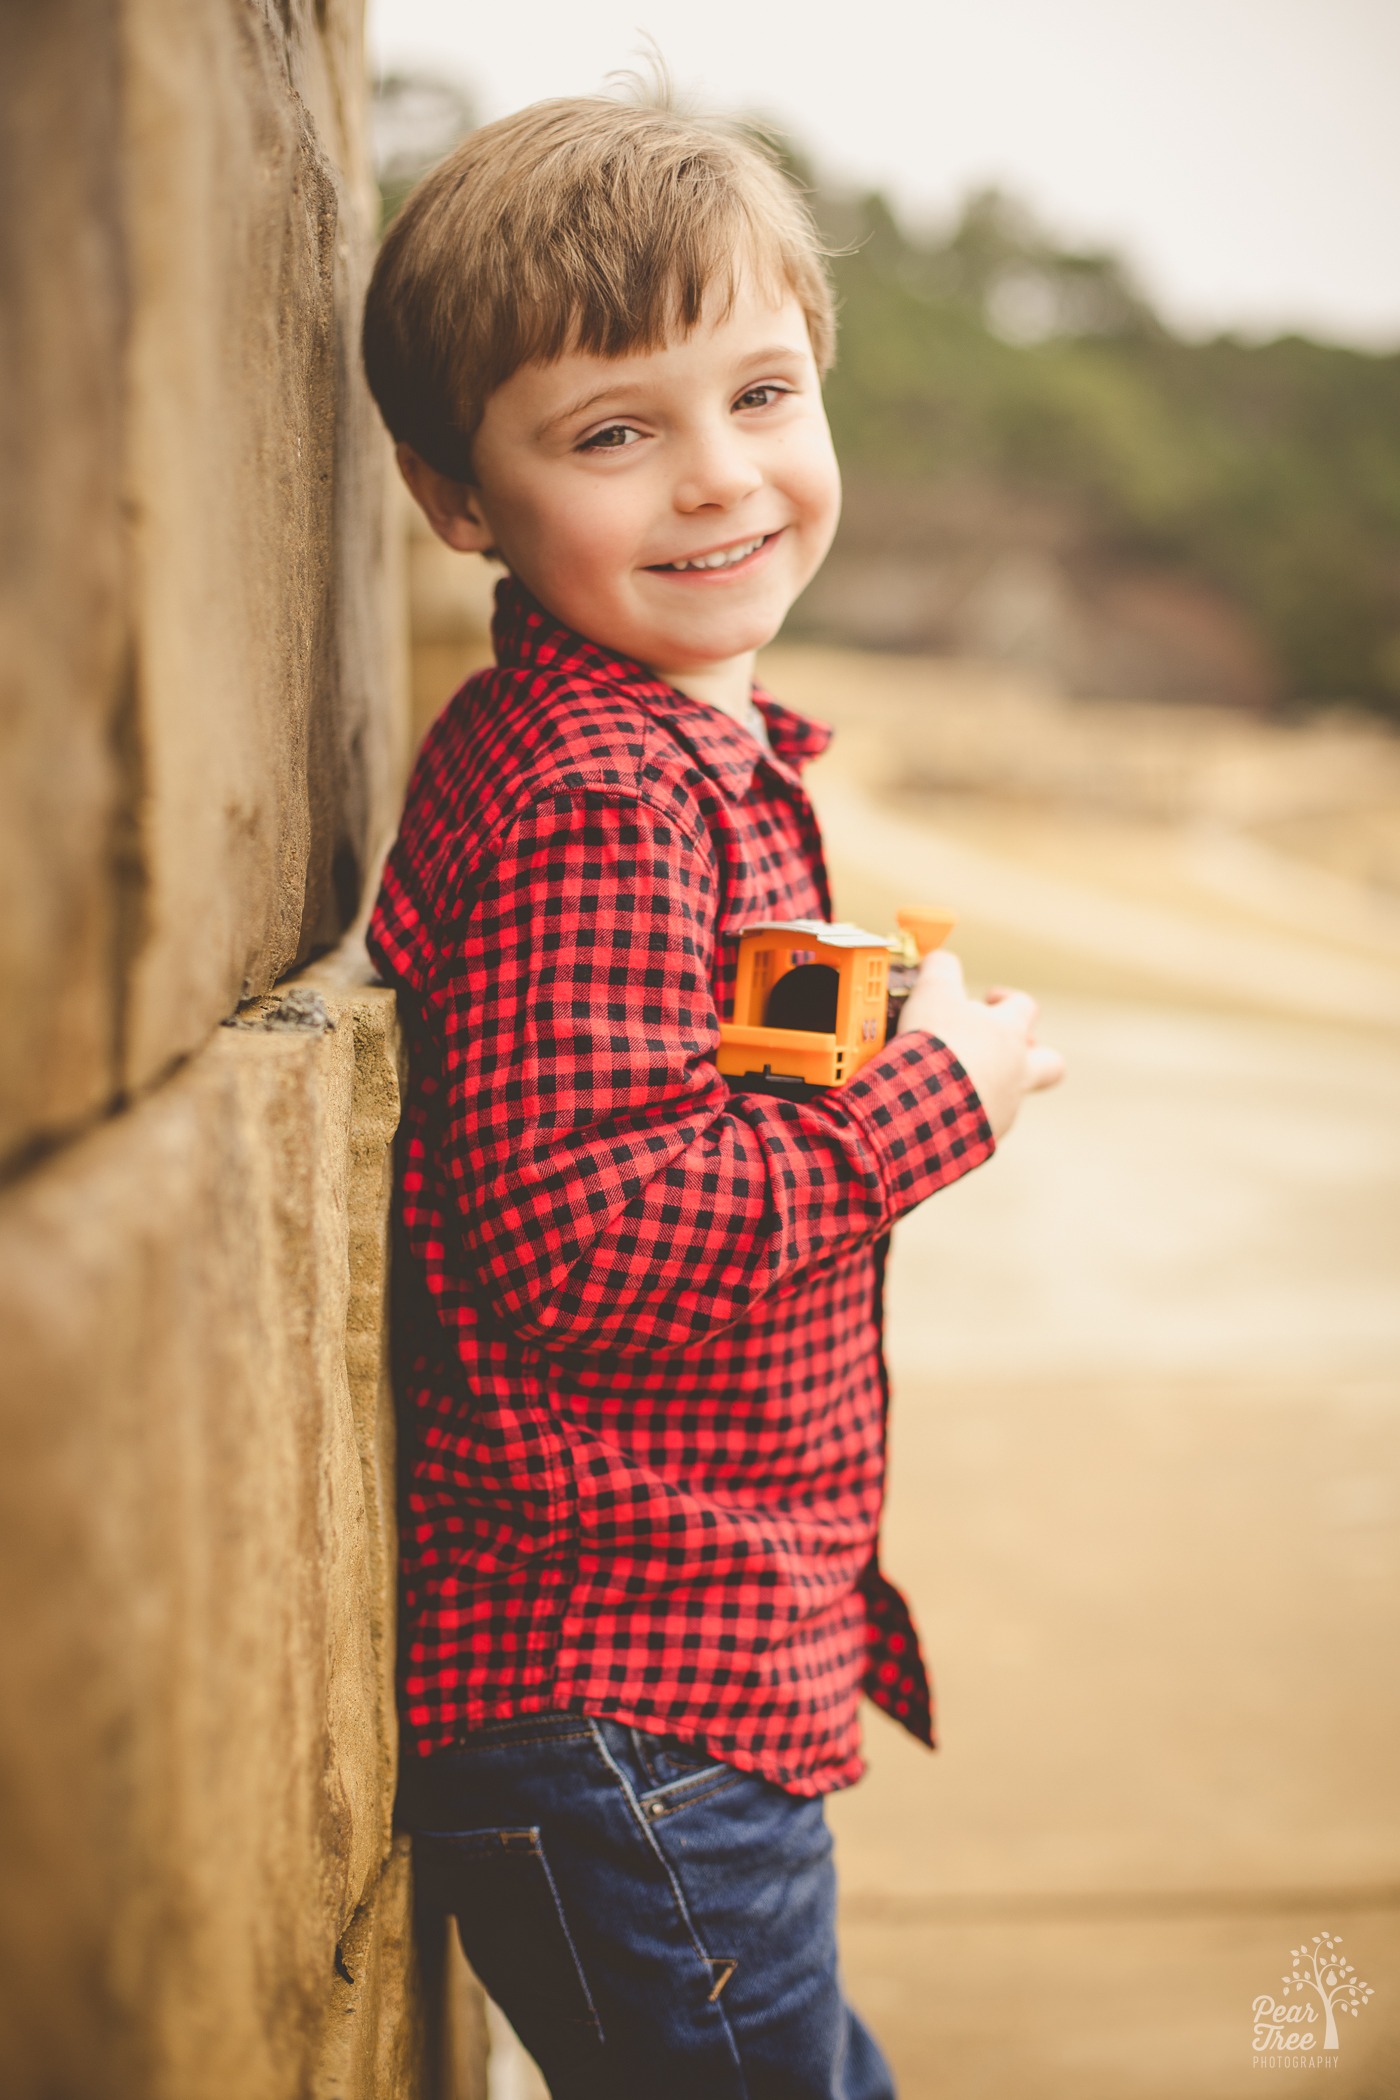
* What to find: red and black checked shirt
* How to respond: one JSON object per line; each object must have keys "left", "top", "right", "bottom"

{"left": 367, "top": 579, "right": 994, "bottom": 1795}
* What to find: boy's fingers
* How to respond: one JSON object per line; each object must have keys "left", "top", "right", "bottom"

{"left": 919, "top": 947, "right": 965, "bottom": 991}
{"left": 1025, "top": 1043, "right": 1066, "bottom": 1091}
{"left": 987, "top": 987, "right": 1038, "bottom": 1036}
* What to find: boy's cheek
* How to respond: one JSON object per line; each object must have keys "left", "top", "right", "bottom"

{"left": 487, "top": 501, "right": 607, "bottom": 596}
{"left": 788, "top": 423, "right": 842, "bottom": 528}
{"left": 792, "top": 458, "right": 843, "bottom": 576}
{"left": 524, "top": 487, "right": 639, "bottom": 581}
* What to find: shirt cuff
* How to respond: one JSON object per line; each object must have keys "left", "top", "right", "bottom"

{"left": 826, "top": 1030, "right": 995, "bottom": 1222}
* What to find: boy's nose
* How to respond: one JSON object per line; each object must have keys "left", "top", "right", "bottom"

{"left": 672, "top": 428, "right": 765, "bottom": 512}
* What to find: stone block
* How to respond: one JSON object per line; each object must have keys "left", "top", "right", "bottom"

{"left": 0, "top": 0, "right": 408, "bottom": 1170}
{"left": 313, "top": 1839, "right": 437, "bottom": 2100}
{"left": 307, "top": 944, "right": 408, "bottom": 1849}
{"left": 119, "top": 0, "right": 406, "bottom": 1089}
{"left": 0, "top": 1, "right": 131, "bottom": 1163}
{"left": 0, "top": 960, "right": 411, "bottom": 2098}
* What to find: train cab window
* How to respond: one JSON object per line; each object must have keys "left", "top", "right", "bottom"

{"left": 764, "top": 964, "right": 840, "bottom": 1033}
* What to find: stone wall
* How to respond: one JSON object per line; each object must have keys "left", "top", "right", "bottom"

{"left": 0, "top": 0, "right": 405, "bottom": 1173}
{"left": 0, "top": 6, "right": 484, "bottom": 2094}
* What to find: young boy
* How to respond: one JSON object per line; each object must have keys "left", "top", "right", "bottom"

{"left": 362, "top": 94, "right": 1061, "bottom": 2097}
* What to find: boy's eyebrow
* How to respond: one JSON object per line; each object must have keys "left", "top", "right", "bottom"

{"left": 737, "top": 341, "right": 811, "bottom": 367}
{"left": 535, "top": 341, "right": 814, "bottom": 440}
{"left": 536, "top": 384, "right": 626, "bottom": 438}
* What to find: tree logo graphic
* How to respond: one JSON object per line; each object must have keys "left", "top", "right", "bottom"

{"left": 1251, "top": 1932, "right": 1375, "bottom": 2058}
{"left": 1282, "top": 1935, "right": 1374, "bottom": 2052}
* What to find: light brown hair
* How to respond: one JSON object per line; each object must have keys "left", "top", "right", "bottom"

{"left": 362, "top": 96, "right": 836, "bottom": 480}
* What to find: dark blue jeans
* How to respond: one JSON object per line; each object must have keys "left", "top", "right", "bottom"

{"left": 398, "top": 1712, "right": 895, "bottom": 2098}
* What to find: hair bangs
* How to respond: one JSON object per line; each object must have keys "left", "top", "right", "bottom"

{"left": 364, "top": 97, "right": 836, "bottom": 482}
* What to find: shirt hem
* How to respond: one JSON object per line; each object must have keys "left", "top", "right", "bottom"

{"left": 399, "top": 1692, "right": 867, "bottom": 1798}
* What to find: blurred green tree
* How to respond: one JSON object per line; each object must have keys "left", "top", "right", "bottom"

{"left": 818, "top": 186, "right": 1400, "bottom": 712}
{"left": 372, "top": 71, "right": 476, "bottom": 229}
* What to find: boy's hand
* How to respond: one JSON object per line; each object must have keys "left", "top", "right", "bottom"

{"left": 896, "top": 949, "right": 1064, "bottom": 1141}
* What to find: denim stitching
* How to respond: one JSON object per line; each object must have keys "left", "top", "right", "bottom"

{"left": 638, "top": 1761, "right": 731, "bottom": 1803}
{"left": 630, "top": 1725, "right": 723, "bottom": 1791}
{"left": 640, "top": 1770, "right": 747, "bottom": 1820}
{"left": 451, "top": 1728, "right": 593, "bottom": 1752}
{"left": 630, "top": 1725, "right": 668, "bottom": 1790}
{"left": 415, "top": 1826, "right": 541, "bottom": 1845}
{"left": 420, "top": 1822, "right": 605, "bottom": 2043}
{"left": 586, "top": 1719, "right": 750, "bottom": 2090}
{"left": 530, "top": 1831, "right": 607, "bottom": 2043}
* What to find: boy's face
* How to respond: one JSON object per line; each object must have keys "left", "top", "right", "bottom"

{"left": 407, "top": 271, "right": 841, "bottom": 691}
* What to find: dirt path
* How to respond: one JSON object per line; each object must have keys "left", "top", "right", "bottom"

{"left": 795, "top": 714, "right": 1400, "bottom": 2098}
{"left": 819, "top": 772, "right": 1400, "bottom": 1031}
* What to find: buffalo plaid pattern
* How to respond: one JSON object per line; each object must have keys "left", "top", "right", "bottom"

{"left": 367, "top": 579, "right": 994, "bottom": 1795}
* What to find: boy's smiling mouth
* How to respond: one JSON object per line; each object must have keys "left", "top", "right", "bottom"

{"left": 648, "top": 530, "right": 780, "bottom": 575}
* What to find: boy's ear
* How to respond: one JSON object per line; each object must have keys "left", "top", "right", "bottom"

{"left": 396, "top": 444, "right": 496, "bottom": 555}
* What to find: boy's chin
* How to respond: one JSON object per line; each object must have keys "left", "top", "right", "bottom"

{"left": 644, "top": 604, "right": 792, "bottom": 666}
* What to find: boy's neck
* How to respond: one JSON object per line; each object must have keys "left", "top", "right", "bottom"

{"left": 648, "top": 651, "right": 757, "bottom": 724}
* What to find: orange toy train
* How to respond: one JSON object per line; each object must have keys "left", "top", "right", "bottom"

{"left": 717, "top": 908, "right": 957, "bottom": 1100}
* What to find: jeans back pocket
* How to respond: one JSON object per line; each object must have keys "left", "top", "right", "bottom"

{"left": 416, "top": 1825, "right": 604, "bottom": 2045}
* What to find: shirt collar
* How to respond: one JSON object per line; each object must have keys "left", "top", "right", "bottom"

{"left": 490, "top": 576, "right": 832, "bottom": 794}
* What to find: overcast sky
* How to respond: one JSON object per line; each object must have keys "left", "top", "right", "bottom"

{"left": 367, "top": 0, "right": 1400, "bottom": 349}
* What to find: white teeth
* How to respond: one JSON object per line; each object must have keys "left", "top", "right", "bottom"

{"left": 665, "top": 535, "right": 766, "bottom": 572}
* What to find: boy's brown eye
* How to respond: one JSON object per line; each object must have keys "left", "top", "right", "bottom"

{"left": 579, "top": 424, "right": 636, "bottom": 450}
{"left": 735, "top": 385, "right": 784, "bottom": 411}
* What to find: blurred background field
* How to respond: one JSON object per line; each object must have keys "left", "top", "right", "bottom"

{"left": 372, "top": 12, "right": 1400, "bottom": 2091}
{"left": 793, "top": 183, "right": 1400, "bottom": 715}
{"left": 789, "top": 646, "right": 1400, "bottom": 2100}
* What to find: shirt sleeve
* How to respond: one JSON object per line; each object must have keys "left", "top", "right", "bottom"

{"left": 429, "top": 786, "right": 994, "bottom": 1357}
